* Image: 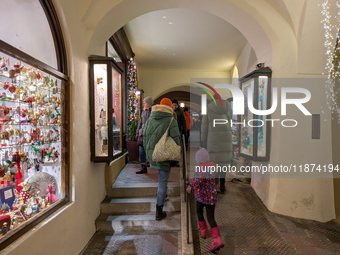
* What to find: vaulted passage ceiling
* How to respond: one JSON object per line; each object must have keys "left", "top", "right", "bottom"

{"left": 124, "top": 8, "right": 248, "bottom": 72}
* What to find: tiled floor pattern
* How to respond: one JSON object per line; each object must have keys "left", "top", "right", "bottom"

{"left": 270, "top": 212, "right": 340, "bottom": 255}
{"left": 191, "top": 180, "right": 340, "bottom": 255}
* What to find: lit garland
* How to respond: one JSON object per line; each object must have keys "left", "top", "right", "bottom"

{"left": 127, "top": 58, "right": 138, "bottom": 123}
{"left": 321, "top": 1, "right": 340, "bottom": 122}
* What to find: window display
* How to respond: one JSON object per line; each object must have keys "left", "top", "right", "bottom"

{"left": 90, "top": 56, "right": 124, "bottom": 163}
{"left": 0, "top": 49, "right": 65, "bottom": 240}
{"left": 112, "top": 66, "right": 122, "bottom": 155}
{"left": 239, "top": 67, "right": 272, "bottom": 161}
{"left": 240, "top": 79, "right": 254, "bottom": 157}
{"left": 257, "top": 76, "right": 268, "bottom": 157}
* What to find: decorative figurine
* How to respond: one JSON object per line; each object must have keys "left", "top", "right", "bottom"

{"left": 28, "top": 69, "right": 36, "bottom": 80}
{"left": 13, "top": 63, "right": 20, "bottom": 74}
{"left": 20, "top": 65, "right": 27, "bottom": 75}
{"left": 1, "top": 222, "right": 7, "bottom": 235}
{"left": 46, "top": 184, "right": 56, "bottom": 204}
{"left": 0, "top": 57, "right": 9, "bottom": 71}
{"left": 18, "top": 182, "right": 31, "bottom": 203}
{"left": 11, "top": 217, "right": 18, "bottom": 229}
{"left": 9, "top": 69, "right": 17, "bottom": 83}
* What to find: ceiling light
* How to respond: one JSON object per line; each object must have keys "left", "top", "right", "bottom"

{"left": 164, "top": 47, "right": 166, "bottom": 49}
{"left": 163, "top": 16, "right": 166, "bottom": 19}
{"left": 173, "top": 54, "right": 176, "bottom": 56}
{"left": 180, "top": 103, "right": 185, "bottom": 108}
{"left": 168, "top": 22, "right": 173, "bottom": 25}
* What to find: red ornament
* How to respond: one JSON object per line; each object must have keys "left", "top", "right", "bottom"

{"left": 20, "top": 190, "right": 31, "bottom": 203}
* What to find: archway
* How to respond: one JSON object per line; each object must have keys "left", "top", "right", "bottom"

{"left": 85, "top": 0, "right": 275, "bottom": 69}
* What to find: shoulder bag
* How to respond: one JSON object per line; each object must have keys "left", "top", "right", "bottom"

{"left": 152, "top": 118, "right": 181, "bottom": 162}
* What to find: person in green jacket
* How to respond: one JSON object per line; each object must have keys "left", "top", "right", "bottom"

{"left": 143, "top": 98, "right": 180, "bottom": 220}
{"left": 172, "top": 99, "right": 187, "bottom": 139}
{"left": 201, "top": 95, "right": 233, "bottom": 194}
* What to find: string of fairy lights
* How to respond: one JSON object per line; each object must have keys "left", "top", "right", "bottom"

{"left": 321, "top": 0, "right": 340, "bottom": 122}
{"left": 127, "top": 58, "right": 138, "bottom": 122}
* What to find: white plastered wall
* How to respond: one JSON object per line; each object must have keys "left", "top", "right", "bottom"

{"left": 2, "top": 0, "right": 337, "bottom": 254}
{"left": 138, "top": 68, "right": 230, "bottom": 100}
{"left": 231, "top": 0, "right": 335, "bottom": 222}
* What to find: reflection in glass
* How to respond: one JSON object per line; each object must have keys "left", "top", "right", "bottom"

{"left": 240, "top": 79, "right": 254, "bottom": 156}
{"left": 257, "top": 76, "right": 268, "bottom": 157}
{"left": 112, "top": 67, "right": 121, "bottom": 156}
{"left": 94, "top": 64, "right": 108, "bottom": 156}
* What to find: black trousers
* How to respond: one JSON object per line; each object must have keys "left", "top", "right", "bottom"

{"left": 217, "top": 171, "right": 226, "bottom": 185}
{"left": 185, "top": 130, "right": 190, "bottom": 149}
{"left": 196, "top": 201, "right": 217, "bottom": 228}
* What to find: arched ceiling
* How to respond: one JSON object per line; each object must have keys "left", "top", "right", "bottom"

{"left": 123, "top": 8, "right": 248, "bottom": 71}
{"left": 153, "top": 91, "right": 201, "bottom": 113}
{"left": 84, "top": 0, "right": 276, "bottom": 68}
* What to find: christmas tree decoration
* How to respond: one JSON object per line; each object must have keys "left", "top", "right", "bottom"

{"left": 127, "top": 58, "right": 138, "bottom": 128}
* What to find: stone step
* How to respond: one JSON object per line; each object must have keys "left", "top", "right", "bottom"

{"left": 96, "top": 212, "right": 181, "bottom": 233}
{"left": 100, "top": 197, "right": 181, "bottom": 214}
{"left": 108, "top": 182, "right": 180, "bottom": 198}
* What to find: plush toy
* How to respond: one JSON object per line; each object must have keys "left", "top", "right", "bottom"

{"left": 46, "top": 184, "right": 56, "bottom": 204}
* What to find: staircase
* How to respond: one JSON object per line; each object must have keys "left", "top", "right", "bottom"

{"left": 96, "top": 182, "right": 181, "bottom": 234}
{"left": 79, "top": 176, "right": 182, "bottom": 254}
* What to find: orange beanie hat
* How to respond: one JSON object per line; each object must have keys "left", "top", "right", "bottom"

{"left": 160, "top": 98, "right": 172, "bottom": 107}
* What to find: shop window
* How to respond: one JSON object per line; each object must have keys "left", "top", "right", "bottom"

{"left": 90, "top": 56, "right": 124, "bottom": 163}
{"left": 0, "top": 0, "right": 68, "bottom": 248}
{"left": 107, "top": 41, "right": 123, "bottom": 69}
{"left": 239, "top": 67, "right": 272, "bottom": 161}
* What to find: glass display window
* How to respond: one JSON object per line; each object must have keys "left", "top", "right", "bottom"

{"left": 240, "top": 79, "right": 254, "bottom": 157}
{"left": 239, "top": 67, "right": 272, "bottom": 161}
{"left": 0, "top": 45, "right": 67, "bottom": 243}
{"left": 89, "top": 56, "right": 124, "bottom": 163}
{"left": 107, "top": 40, "right": 124, "bottom": 69}
{"left": 112, "top": 66, "right": 122, "bottom": 156}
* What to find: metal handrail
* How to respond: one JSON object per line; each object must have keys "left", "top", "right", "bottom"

{"left": 182, "top": 134, "right": 190, "bottom": 244}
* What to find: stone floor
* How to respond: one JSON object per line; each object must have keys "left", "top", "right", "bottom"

{"left": 270, "top": 210, "right": 340, "bottom": 255}
{"left": 80, "top": 134, "right": 340, "bottom": 254}
{"left": 80, "top": 163, "right": 340, "bottom": 255}
{"left": 190, "top": 179, "right": 340, "bottom": 255}
{"left": 186, "top": 134, "right": 340, "bottom": 255}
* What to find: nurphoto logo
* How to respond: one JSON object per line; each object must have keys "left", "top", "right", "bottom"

{"left": 198, "top": 82, "right": 311, "bottom": 128}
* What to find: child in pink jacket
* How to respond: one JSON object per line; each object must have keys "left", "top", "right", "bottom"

{"left": 187, "top": 148, "right": 224, "bottom": 253}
